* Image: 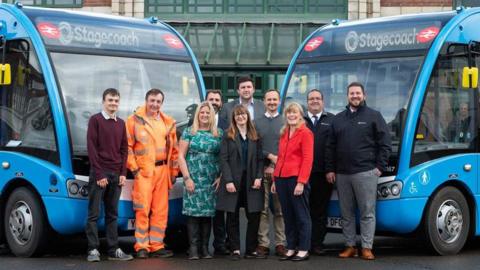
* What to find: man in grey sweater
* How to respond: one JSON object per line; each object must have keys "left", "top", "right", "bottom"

{"left": 254, "top": 89, "right": 286, "bottom": 257}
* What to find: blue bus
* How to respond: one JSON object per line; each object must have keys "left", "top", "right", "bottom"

{"left": 281, "top": 7, "right": 480, "bottom": 255}
{"left": 0, "top": 4, "right": 203, "bottom": 257}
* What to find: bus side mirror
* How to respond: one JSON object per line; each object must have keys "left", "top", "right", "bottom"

{"left": 462, "top": 66, "right": 478, "bottom": 89}
{"left": 0, "top": 63, "right": 11, "bottom": 85}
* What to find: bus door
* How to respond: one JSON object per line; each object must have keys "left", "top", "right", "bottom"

{"left": 411, "top": 43, "right": 478, "bottom": 195}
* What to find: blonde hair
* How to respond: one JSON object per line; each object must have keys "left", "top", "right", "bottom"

{"left": 227, "top": 105, "right": 258, "bottom": 141}
{"left": 280, "top": 102, "right": 305, "bottom": 135}
{"left": 191, "top": 101, "right": 219, "bottom": 137}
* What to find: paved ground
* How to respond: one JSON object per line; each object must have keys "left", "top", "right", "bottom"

{"left": 2, "top": 233, "right": 480, "bottom": 270}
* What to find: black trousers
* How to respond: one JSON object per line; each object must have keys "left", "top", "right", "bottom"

{"left": 276, "top": 177, "right": 311, "bottom": 251}
{"left": 85, "top": 171, "right": 122, "bottom": 255}
{"left": 187, "top": 216, "right": 212, "bottom": 250}
{"left": 213, "top": 210, "right": 228, "bottom": 250}
{"left": 309, "top": 171, "right": 333, "bottom": 249}
{"left": 226, "top": 174, "right": 260, "bottom": 254}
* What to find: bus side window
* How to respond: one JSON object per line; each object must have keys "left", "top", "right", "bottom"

{"left": 0, "top": 40, "right": 59, "bottom": 165}
{"left": 412, "top": 48, "right": 477, "bottom": 167}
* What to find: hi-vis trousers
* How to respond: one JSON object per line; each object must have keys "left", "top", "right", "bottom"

{"left": 132, "top": 165, "right": 170, "bottom": 252}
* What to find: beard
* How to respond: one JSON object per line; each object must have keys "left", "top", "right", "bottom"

{"left": 349, "top": 99, "right": 364, "bottom": 108}
{"left": 211, "top": 104, "right": 220, "bottom": 113}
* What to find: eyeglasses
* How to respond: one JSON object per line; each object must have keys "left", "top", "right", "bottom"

{"left": 234, "top": 112, "right": 248, "bottom": 116}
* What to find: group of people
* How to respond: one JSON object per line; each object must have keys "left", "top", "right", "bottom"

{"left": 85, "top": 77, "right": 391, "bottom": 263}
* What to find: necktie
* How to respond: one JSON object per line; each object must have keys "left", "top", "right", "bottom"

{"left": 313, "top": 115, "right": 318, "bottom": 127}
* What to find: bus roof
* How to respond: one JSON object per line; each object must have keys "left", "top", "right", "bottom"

{"left": 20, "top": 6, "right": 189, "bottom": 57}
{"left": 298, "top": 10, "right": 457, "bottom": 60}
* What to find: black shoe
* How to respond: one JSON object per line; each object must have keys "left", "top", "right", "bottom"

{"left": 230, "top": 252, "right": 241, "bottom": 261}
{"left": 150, "top": 248, "right": 174, "bottom": 258}
{"left": 214, "top": 247, "right": 230, "bottom": 256}
{"left": 291, "top": 253, "right": 309, "bottom": 261}
{"left": 279, "top": 252, "right": 296, "bottom": 261}
{"left": 244, "top": 251, "right": 267, "bottom": 259}
{"left": 312, "top": 246, "right": 326, "bottom": 255}
{"left": 136, "top": 249, "right": 149, "bottom": 259}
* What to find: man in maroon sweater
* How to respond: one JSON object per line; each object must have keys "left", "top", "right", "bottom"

{"left": 85, "top": 88, "right": 133, "bottom": 262}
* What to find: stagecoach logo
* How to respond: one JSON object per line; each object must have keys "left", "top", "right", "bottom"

{"left": 37, "top": 21, "right": 140, "bottom": 48}
{"left": 344, "top": 26, "right": 440, "bottom": 53}
{"left": 162, "top": 34, "right": 184, "bottom": 49}
{"left": 304, "top": 37, "right": 324, "bottom": 52}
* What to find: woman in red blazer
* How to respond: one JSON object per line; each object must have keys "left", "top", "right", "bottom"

{"left": 272, "top": 102, "right": 314, "bottom": 261}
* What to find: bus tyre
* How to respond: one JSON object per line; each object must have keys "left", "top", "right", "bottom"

{"left": 424, "top": 187, "right": 469, "bottom": 255}
{"left": 4, "top": 187, "right": 48, "bottom": 257}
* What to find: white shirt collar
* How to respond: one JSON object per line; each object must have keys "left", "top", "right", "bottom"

{"left": 265, "top": 111, "right": 279, "bottom": 118}
{"left": 101, "top": 110, "right": 117, "bottom": 121}
{"left": 307, "top": 111, "right": 322, "bottom": 120}
{"left": 239, "top": 98, "right": 254, "bottom": 105}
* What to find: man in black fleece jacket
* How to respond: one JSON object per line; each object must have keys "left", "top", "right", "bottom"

{"left": 325, "top": 82, "right": 391, "bottom": 260}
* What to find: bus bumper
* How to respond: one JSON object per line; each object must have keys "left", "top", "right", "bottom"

{"left": 42, "top": 196, "right": 185, "bottom": 234}
{"left": 327, "top": 197, "right": 428, "bottom": 234}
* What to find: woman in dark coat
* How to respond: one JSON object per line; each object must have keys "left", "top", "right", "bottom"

{"left": 216, "top": 105, "right": 264, "bottom": 260}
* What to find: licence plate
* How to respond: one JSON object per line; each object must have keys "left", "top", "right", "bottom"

{"left": 127, "top": 219, "right": 136, "bottom": 230}
{"left": 327, "top": 217, "right": 342, "bottom": 229}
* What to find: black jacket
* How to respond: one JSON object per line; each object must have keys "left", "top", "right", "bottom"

{"left": 325, "top": 104, "right": 391, "bottom": 174}
{"left": 216, "top": 133, "right": 264, "bottom": 213}
{"left": 304, "top": 112, "right": 334, "bottom": 173}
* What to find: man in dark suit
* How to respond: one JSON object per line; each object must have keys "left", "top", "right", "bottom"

{"left": 206, "top": 89, "right": 228, "bottom": 130}
{"left": 304, "top": 89, "right": 334, "bottom": 255}
{"left": 219, "top": 76, "right": 265, "bottom": 125}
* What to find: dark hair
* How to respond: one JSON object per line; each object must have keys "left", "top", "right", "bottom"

{"left": 264, "top": 88, "right": 280, "bottom": 98}
{"left": 236, "top": 76, "right": 254, "bottom": 89}
{"left": 227, "top": 105, "right": 258, "bottom": 141}
{"left": 145, "top": 88, "right": 165, "bottom": 102}
{"left": 206, "top": 89, "right": 223, "bottom": 100}
{"left": 102, "top": 88, "right": 120, "bottom": 101}
{"left": 307, "top": 89, "right": 323, "bottom": 100}
{"left": 347, "top": 82, "right": 365, "bottom": 94}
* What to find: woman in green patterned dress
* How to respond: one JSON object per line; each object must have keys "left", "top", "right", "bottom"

{"left": 177, "top": 101, "right": 223, "bottom": 260}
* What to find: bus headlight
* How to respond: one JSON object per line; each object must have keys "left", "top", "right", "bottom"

{"left": 377, "top": 180, "right": 403, "bottom": 200}
{"left": 69, "top": 183, "right": 79, "bottom": 195}
{"left": 67, "top": 179, "right": 89, "bottom": 199}
{"left": 391, "top": 184, "right": 400, "bottom": 196}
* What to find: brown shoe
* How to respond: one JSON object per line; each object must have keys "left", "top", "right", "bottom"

{"left": 360, "top": 248, "right": 375, "bottom": 260}
{"left": 275, "top": 245, "right": 287, "bottom": 257}
{"left": 256, "top": 246, "right": 270, "bottom": 256}
{"left": 338, "top": 246, "right": 358, "bottom": 258}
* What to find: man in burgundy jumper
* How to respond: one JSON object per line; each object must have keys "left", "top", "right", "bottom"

{"left": 85, "top": 88, "right": 133, "bottom": 262}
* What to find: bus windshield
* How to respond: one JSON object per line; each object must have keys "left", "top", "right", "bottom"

{"left": 51, "top": 52, "right": 201, "bottom": 157}
{"left": 284, "top": 55, "right": 423, "bottom": 156}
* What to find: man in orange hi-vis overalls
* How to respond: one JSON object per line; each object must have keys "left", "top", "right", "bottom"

{"left": 126, "top": 88, "right": 179, "bottom": 259}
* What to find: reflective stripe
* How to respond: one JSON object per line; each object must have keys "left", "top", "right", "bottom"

{"left": 156, "top": 147, "right": 166, "bottom": 153}
{"left": 135, "top": 227, "right": 147, "bottom": 235}
{"left": 133, "top": 203, "right": 144, "bottom": 209}
{"left": 135, "top": 237, "right": 149, "bottom": 244}
{"left": 128, "top": 149, "right": 134, "bottom": 155}
{"left": 134, "top": 149, "right": 148, "bottom": 155}
{"left": 150, "top": 226, "right": 165, "bottom": 234}
{"left": 149, "top": 236, "right": 164, "bottom": 243}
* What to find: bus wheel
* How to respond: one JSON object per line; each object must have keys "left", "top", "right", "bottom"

{"left": 4, "top": 187, "right": 47, "bottom": 257}
{"left": 424, "top": 186, "right": 469, "bottom": 255}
